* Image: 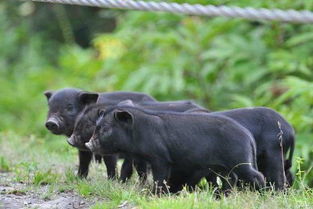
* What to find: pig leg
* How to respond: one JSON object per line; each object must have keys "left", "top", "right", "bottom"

{"left": 285, "top": 169, "right": 294, "bottom": 187}
{"left": 151, "top": 161, "right": 171, "bottom": 194}
{"left": 235, "top": 165, "right": 265, "bottom": 191}
{"left": 167, "top": 171, "right": 186, "bottom": 193}
{"left": 168, "top": 172, "right": 201, "bottom": 193}
{"left": 205, "top": 173, "right": 219, "bottom": 188}
{"left": 219, "top": 172, "right": 237, "bottom": 196}
{"left": 133, "top": 159, "right": 148, "bottom": 183}
{"left": 185, "top": 172, "right": 204, "bottom": 192}
{"left": 77, "top": 150, "right": 93, "bottom": 178}
{"left": 103, "top": 155, "right": 117, "bottom": 179}
{"left": 263, "top": 149, "right": 286, "bottom": 190}
{"left": 94, "top": 154, "right": 102, "bottom": 163}
{"left": 120, "top": 156, "right": 134, "bottom": 182}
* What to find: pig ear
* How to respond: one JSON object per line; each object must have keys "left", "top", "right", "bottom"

{"left": 117, "top": 100, "right": 135, "bottom": 107}
{"left": 44, "top": 90, "right": 54, "bottom": 101}
{"left": 114, "top": 110, "right": 133, "bottom": 125}
{"left": 79, "top": 92, "right": 99, "bottom": 105}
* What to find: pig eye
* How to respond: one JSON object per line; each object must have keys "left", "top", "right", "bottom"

{"left": 97, "top": 109, "right": 105, "bottom": 117}
{"left": 66, "top": 104, "right": 74, "bottom": 112}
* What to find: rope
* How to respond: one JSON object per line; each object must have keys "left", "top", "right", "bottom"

{"left": 30, "top": 0, "right": 313, "bottom": 23}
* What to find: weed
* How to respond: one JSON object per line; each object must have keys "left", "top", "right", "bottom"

{"left": 33, "top": 170, "right": 59, "bottom": 186}
{"left": 13, "top": 161, "right": 38, "bottom": 183}
{"left": 64, "top": 168, "right": 79, "bottom": 183}
{"left": 0, "top": 156, "right": 10, "bottom": 172}
{"left": 77, "top": 181, "right": 93, "bottom": 197}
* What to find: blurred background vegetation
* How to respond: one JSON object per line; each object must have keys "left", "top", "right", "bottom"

{"left": 0, "top": 0, "right": 312, "bottom": 186}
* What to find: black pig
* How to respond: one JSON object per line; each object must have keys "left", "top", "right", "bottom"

{"left": 44, "top": 88, "right": 155, "bottom": 178}
{"left": 69, "top": 99, "right": 202, "bottom": 182}
{"left": 186, "top": 107, "right": 295, "bottom": 189}
{"left": 68, "top": 103, "right": 147, "bottom": 182}
{"left": 88, "top": 106, "right": 265, "bottom": 194}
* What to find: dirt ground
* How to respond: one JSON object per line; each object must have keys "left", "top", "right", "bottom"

{"left": 0, "top": 172, "right": 93, "bottom": 209}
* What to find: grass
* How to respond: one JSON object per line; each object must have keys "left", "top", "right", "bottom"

{"left": 33, "top": 170, "right": 59, "bottom": 186}
{"left": 0, "top": 156, "right": 10, "bottom": 172}
{"left": 0, "top": 131, "right": 312, "bottom": 209}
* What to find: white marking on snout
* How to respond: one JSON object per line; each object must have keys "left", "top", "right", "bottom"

{"left": 47, "top": 117, "right": 59, "bottom": 123}
{"left": 47, "top": 116, "right": 61, "bottom": 126}
{"left": 118, "top": 100, "right": 134, "bottom": 107}
{"left": 85, "top": 141, "right": 94, "bottom": 151}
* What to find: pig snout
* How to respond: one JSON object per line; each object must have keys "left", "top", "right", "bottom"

{"left": 85, "top": 139, "right": 95, "bottom": 152}
{"left": 45, "top": 118, "right": 60, "bottom": 132}
{"left": 67, "top": 135, "right": 90, "bottom": 151}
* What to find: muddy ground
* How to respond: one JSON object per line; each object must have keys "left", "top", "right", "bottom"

{"left": 0, "top": 172, "right": 94, "bottom": 209}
